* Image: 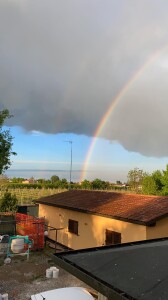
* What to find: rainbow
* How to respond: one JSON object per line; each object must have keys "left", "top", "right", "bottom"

{"left": 80, "top": 46, "right": 168, "bottom": 182}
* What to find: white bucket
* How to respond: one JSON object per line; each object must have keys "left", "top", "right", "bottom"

{"left": 46, "top": 268, "right": 53, "bottom": 278}
{"left": 49, "top": 266, "right": 57, "bottom": 271}
{"left": 11, "top": 239, "right": 24, "bottom": 254}
{"left": 53, "top": 269, "right": 59, "bottom": 279}
{"left": 2, "top": 294, "right": 8, "bottom": 300}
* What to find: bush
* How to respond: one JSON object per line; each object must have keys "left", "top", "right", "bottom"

{"left": 0, "top": 191, "right": 18, "bottom": 212}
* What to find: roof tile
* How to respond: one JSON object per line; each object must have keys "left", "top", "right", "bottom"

{"left": 36, "top": 190, "right": 168, "bottom": 225}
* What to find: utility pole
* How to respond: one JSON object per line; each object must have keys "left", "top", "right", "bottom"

{"left": 65, "top": 140, "right": 73, "bottom": 187}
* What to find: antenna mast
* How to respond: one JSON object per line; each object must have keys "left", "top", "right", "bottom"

{"left": 65, "top": 140, "right": 73, "bottom": 187}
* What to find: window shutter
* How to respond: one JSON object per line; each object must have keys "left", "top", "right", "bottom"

{"left": 68, "top": 219, "right": 78, "bottom": 235}
{"left": 105, "top": 230, "right": 121, "bottom": 245}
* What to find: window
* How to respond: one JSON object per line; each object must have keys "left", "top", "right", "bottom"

{"left": 105, "top": 229, "right": 121, "bottom": 245}
{"left": 68, "top": 219, "right": 78, "bottom": 235}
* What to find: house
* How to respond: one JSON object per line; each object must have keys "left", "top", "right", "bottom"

{"left": 52, "top": 237, "right": 168, "bottom": 300}
{"left": 22, "top": 177, "right": 36, "bottom": 184}
{"left": 36, "top": 190, "right": 168, "bottom": 250}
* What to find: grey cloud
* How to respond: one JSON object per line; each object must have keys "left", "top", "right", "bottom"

{"left": 1, "top": 0, "right": 168, "bottom": 156}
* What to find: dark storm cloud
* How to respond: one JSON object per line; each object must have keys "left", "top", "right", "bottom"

{"left": 1, "top": 0, "right": 168, "bottom": 156}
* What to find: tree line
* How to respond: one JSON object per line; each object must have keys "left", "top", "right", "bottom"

{"left": 127, "top": 166, "right": 168, "bottom": 196}
{"left": 1, "top": 175, "right": 127, "bottom": 191}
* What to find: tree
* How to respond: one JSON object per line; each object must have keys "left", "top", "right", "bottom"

{"left": 92, "top": 178, "right": 107, "bottom": 190}
{"left": 142, "top": 176, "right": 158, "bottom": 195}
{"left": 81, "top": 179, "right": 92, "bottom": 190}
{"left": 141, "top": 169, "right": 163, "bottom": 195}
{"left": 152, "top": 170, "right": 163, "bottom": 191}
{"left": 116, "top": 180, "right": 122, "bottom": 185}
{"left": 0, "top": 109, "right": 16, "bottom": 174}
{"left": 50, "top": 175, "right": 60, "bottom": 184}
{"left": 160, "top": 165, "right": 168, "bottom": 195}
{"left": 127, "top": 167, "right": 147, "bottom": 192}
{"left": 0, "top": 174, "right": 8, "bottom": 186}
{"left": 0, "top": 191, "right": 18, "bottom": 212}
{"left": 11, "top": 177, "right": 25, "bottom": 183}
{"left": 60, "top": 178, "right": 68, "bottom": 189}
{"left": 37, "top": 178, "right": 46, "bottom": 185}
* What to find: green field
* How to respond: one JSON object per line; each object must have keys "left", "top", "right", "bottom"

{"left": 0, "top": 188, "right": 66, "bottom": 205}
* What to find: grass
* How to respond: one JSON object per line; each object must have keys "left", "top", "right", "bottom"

{"left": 0, "top": 188, "right": 67, "bottom": 205}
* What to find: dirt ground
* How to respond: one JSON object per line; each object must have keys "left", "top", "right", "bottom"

{"left": 0, "top": 248, "right": 97, "bottom": 300}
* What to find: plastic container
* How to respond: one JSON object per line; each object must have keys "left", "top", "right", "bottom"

{"left": 2, "top": 294, "right": 8, "bottom": 300}
{"left": 46, "top": 268, "right": 53, "bottom": 278}
{"left": 53, "top": 269, "right": 59, "bottom": 279}
{"left": 11, "top": 238, "right": 24, "bottom": 253}
{"left": 49, "top": 266, "right": 57, "bottom": 273}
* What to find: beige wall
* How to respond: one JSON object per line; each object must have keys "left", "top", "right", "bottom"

{"left": 146, "top": 217, "right": 168, "bottom": 240}
{"left": 39, "top": 204, "right": 146, "bottom": 250}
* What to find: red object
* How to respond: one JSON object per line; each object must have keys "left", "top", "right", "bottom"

{"left": 15, "top": 213, "right": 45, "bottom": 250}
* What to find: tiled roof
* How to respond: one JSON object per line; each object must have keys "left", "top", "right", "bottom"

{"left": 36, "top": 190, "right": 168, "bottom": 225}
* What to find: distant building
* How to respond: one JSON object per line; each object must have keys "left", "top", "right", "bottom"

{"left": 22, "top": 178, "right": 36, "bottom": 184}
{"left": 22, "top": 180, "right": 30, "bottom": 184}
{"left": 36, "top": 190, "right": 168, "bottom": 250}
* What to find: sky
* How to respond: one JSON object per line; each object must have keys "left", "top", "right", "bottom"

{"left": 1, "top": 0, "right": 168, "bottom": 182}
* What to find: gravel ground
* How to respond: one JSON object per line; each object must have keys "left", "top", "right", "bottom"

{"left": 0, "top": 249, "right": 96, "bottom": 300}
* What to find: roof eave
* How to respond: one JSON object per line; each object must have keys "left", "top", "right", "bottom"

{"left": 37, "top": 201, "right": 153, "bottom": 226}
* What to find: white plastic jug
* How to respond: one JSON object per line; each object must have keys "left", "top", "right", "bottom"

{"left": 46, "top": 268, "right": 53, "bottom": 278}
{"left": 53, "top": 269, "right": 59, "bottom": 278}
